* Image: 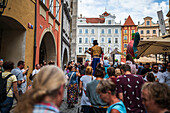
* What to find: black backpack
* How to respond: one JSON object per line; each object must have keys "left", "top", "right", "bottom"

{"left": 0, "top": 73, "right": 13, "bottom": 103}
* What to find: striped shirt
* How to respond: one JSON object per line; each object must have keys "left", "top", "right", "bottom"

{"left": 33, "top": 102, "right": 60, "bottom": 113}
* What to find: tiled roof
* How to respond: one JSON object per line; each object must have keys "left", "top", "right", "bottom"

{"left": 102, "top": 11, "right": 110, "bottom": 17}
{"left": 86, "top": 18, "right": 105, "bottom": 23}
{"left": 123, "top": 15, "right": 135, "bottom": 26}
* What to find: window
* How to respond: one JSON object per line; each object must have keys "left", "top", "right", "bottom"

{"left": 141, "top": 38, "right": 143, "bottom": 40}
{"left": 85, "top": 29, "right": 88, "bottom": 34}
{"left": 101, "top": 38, "right": 104, "bottom": 43}
{"left": 79, "top": 47, "right": 82, "bottom": 53}
{"left": 49, "top": 0, "right": 54, "bottom": 14}
{"left": 108, "top": 29, "right": 111, "bottom": 34}
{"left": 41, "top": 0, "right": 46, "bottom": 4}
{"left": 101, "top": 29, "right": 104, "bottom": 34}
{"left": 91, "top": 38, "right": 94, "bottom": 43}
{"left": 141, "top": 30, "right": 143, "bottom": 34}
{"left": 153, "top": 30, "right": 156, "bottom": 34}
{"left": 147, "top": 21, "right": 150, "bottom": 25}
{"left": 85, "top": 38, "right": 88, "bottom": 43}
{"left": 147, "top": 37, "right": 149, "bottom": 39}
{"left": 79, "top": 29, "right": 82, "bottom": 34}
{"left": 115, "top": 29, "right": 118, "bottom": 34}
{"left": 91, "top": 29, "right": 94, "bottom": 34}
{"left": 132, "top": 30, "right": 135, "bottom": 33}
{"left": 147, "top": 30, "right": 150, "bottom": 34}
{"left": 124, "top": 44, "right": 127, "bottom": 48}
{"left": 80, "top": 20, "right": 82, "bottom": 22}
{"left": 115, "top": 38, "right": 118, "bottom": 43}
{"left": 102, "top": 48, "right": 104, "bottom": 53}
{"left": 108, "top": 38, "right": 111, "bottom": 43}
{"left": 56, "top": 0, "right": 59, "bottom": 21}
{"left": 124, "top": 30, "right": 127, "bottom": 34}
{"left": 85, "top": 47, "right": 88, "bottom": 51}
{"left": 79, "top": 38, "right": 82, "bottom": 43}
{"left": 124, "top": 36, "right": 127, "bottom": 40}
{"left": 108, "top": 20, "right": 111, "bottom": 24}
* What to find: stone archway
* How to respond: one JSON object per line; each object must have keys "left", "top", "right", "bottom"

{"left": 39, "top": 32, "right": 57, "bottom": 64}
{"left": 0, "top": 16, "right": 26, "bottom": 65}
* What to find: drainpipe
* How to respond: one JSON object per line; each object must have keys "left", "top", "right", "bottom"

{"left": 33, "top": 0, "right": 37, "bottom": 69}
{"left": 60, "top": 0, "right": 64, "bottom": 68}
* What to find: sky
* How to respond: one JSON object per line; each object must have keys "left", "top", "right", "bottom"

{"left": 78, "top": 0, "right": 169, "bottom": 25}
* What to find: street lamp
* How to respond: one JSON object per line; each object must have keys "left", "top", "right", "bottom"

{"left": 0, "top": 0, "right": 8, "bottom": 15}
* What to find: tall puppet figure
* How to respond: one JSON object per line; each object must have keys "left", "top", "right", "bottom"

{"left": 127, "top": 32, "right": 140, "bottom": 58}
{"left": 127, "top": 33, "right": 135, "bottom": 57}
{"left": 85, "top": 40, "right": 103, "bottom": 75}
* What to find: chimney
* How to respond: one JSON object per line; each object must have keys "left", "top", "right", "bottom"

{"left": 125, "top": 18, "right": 127, "bottom": 22}
{"left": 80, "top": 14, "right": 82, "bottom": 18}
{"left": 138, "top": 21, "right": 140, "bottom": 25}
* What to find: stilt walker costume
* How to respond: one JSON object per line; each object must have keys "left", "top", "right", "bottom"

{"left": 85, "top": 40, "right": 103, "bottom": 75}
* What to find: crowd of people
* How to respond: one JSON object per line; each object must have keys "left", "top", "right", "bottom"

{"left": 0, "top": 59, "right": 56, "bottom": 113}
{"left": 63, "top": 57, "right": 170, "bottom": 113}
{"left": 0, "top": 54, "right": 170, "bottom": 113}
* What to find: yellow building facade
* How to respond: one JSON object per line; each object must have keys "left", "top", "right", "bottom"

{"left": 0, "top": 0, "right": 35, "bottom": 76}
{"left": 138, "top": 17, "right": 159, "bottom": 40}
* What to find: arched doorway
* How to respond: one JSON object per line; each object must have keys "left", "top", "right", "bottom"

{"left": 39, "top": 32, "right": 57, "bottom": 64}
{"left": 0, "top": 16, "right": 26, "bottom": 65}
{"left": 63, "top": 48, "right": 68, "bottom": 68}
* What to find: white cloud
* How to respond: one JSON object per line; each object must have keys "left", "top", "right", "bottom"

{"left": 78, "top": 0, "right": 169, "bottom": 24}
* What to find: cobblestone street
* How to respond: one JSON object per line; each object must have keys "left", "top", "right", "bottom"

{"left": 60, "top": 88, "right": 82, "bottom": 113}
{"left": 9, "top": 88, "right": 81, "bottom": 113}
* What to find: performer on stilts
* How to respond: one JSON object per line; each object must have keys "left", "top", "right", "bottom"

{"left": 85, "top": 40, "right": 103, "bottom": 75}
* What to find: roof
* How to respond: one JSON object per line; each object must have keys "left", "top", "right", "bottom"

{"left": 102, "top": 11, "right": 110, "bottom": 17}
{"left": 86, "top": 18, "right": 105, "bottom": 23}
{"left": 144, "top": 16, "right": 152, "bottom": 19}
{"left": 123, "top": 15, "right": 135, "bottom": 26}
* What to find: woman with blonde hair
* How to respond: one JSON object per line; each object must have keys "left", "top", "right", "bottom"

{"left": 14, "top": 65, "right": 67, "bottom": 113}
{"left": 86, "top": 66, "right": 107, "bottom": 113}
{"left": 79, "top": 66, "right": 95, "bottom": 113}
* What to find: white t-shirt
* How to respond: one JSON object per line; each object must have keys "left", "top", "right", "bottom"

{"left": 80, "top": 75, "right": 96, "bottom": 106}
{"left": 152, "top": 71, "right": 164, "bottom": 83}
{"left": 126, "top": 60, "right": 136, "bottom": 74}
{"left": 32, "top": 69, "right": 40, "bottom": 76}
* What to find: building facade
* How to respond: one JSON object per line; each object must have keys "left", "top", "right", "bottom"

{"left": 70, "top": 0, "right": 78, "bottom": 62}
{"left": 77, "top": 12, "right": 121, "bottom": 64}
{"left": 36, "top": 0, "right": 61, "bottom": 66}
{"left": 121, "top": 16, "right": 137, "bottom": 63}
{"left": 61, "top": 0, "right": 72, "bottom": 68}
{"left": 138, "top": 16, "right": 159, "bottom": 40}
{"left": 0, "top": 0, "right": 35, "bottom": 72}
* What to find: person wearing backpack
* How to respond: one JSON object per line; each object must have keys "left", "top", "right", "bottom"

{"left": 0, "top": 61, "right": 19, "bottom": 113}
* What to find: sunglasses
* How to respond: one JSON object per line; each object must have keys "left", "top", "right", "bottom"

{"left": 153, "top": 67, "right": 158, "bottom": 69}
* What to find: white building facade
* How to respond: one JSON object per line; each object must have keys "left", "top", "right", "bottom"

{"left": 77, "top": 12, "right": 121, "bottom": 64}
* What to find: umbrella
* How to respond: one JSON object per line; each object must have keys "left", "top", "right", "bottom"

{"left": 137, "top": 34, "right": 170, "bottom": 57}
{"left": 134, "top": 57, "right": 163, "bottom": 63}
